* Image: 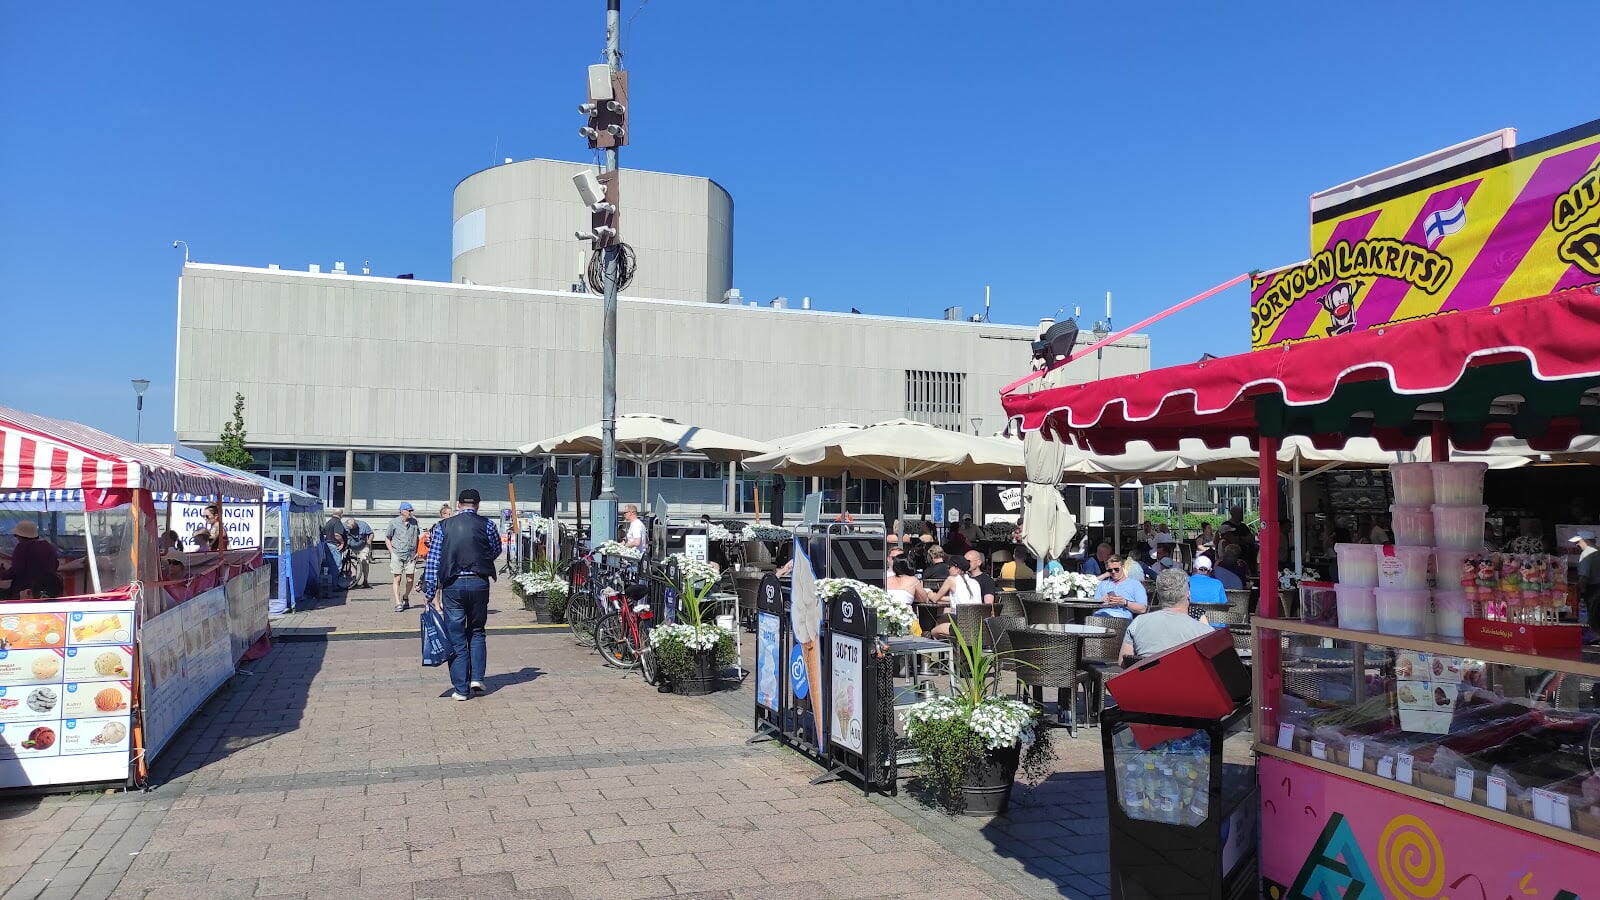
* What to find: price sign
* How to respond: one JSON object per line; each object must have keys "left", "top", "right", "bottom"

{"left": 1347, "top": 740, "right": 1365, "bottom": 771}
{"left": 1377, "top": 756, "right": 1395, "bottom": 780}
{"left": 1310, "top": 740, "right": 1327, "bottom": 761}
{"left": 1276, "top": 723, "right": 1296, "bottom": 749}
{"left": 1396, "top": 753, "right": 1414, "bottom": 785}
{"left": 1453, "top": 767, "right": 1474, "bottom": 801}
{"left": 1487, "top": 775, "right": 1508, "bottom": 811}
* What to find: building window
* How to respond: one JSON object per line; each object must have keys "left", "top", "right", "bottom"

{"left": 378, "top": 453, "right": 402, "bottom": 473}
{"left": 404, "top": 453, "right": 427, "bottom": 473}
{"left": 428, "top": 454, "right": 450, "bottom": 474}
{"left": 556, "top": 458, "right": 573, "bottom": 476}
{"left": 457, "top": 455, "right": 476, "bottom": 474}
{"left": 905, "top": 369, "right": 966, "bottom": 431}
{"left": 478, "top": 455, "right": 500, "bottom": 475}
{"left": 615, "top": 460, "right": 637, "bottom": 478}
{"left": 352, "top": 452, "right": 375, "bottom": 472}
{"left": 250, "top": 449, "right": 271, "bottom": 467}
{"left": 271, "top": 449, "right": 297, "bottom": 468}
{"left": 522, "top": 457, "right": 542, "bottom": 475}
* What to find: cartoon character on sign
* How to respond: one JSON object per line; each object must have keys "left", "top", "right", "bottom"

{"left": 1318, "top": 282, "right": 1359, "bottom": 336}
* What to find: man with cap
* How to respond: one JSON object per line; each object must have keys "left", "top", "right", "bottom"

{"left": 386, "top": 502, "right": 421, "bottom": 611}
{"left": 1570, "top": 530, "right": 1600, "bottom": 637}
{"left": 422, "top": 489, "right": 502, "bottom": 699}
{"left": 1188, "top": 554, "right": 1228, "bottom": 607}
{"left": 1, "top": 520, "right": 60, "bottom": 600}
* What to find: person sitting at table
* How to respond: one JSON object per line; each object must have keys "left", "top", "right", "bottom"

{"left": 1215, "top": 541, "right": 1248, "bottom": 588}
{"left": 923, "top": 545, "right": 953, "bottom": 583}
{"left": 887, "top": 557, "right": 932, "bottom": 620}
{"left": 1082, "top": 541, "right": 1114, "bottom": 577}
{"left": 966, "top": 550, "right": 998, "bottom": 603}
{"left": 1188, "top": 555, "right": 1228, "bottom": 606}
{"left": 1121, "top": 569, "right": 1214, "bottom": 660}
{"left": 1089, "top": 556, "right": 1148, "bottom": 620}
{"left": 998, "top": 546, "right": 1033, "bottom": 590}
{"left": 929, "top": 554, "right": 989, "bottom": 638}
{"left": 1, "top": 520, "right": 60, "bottom": 600}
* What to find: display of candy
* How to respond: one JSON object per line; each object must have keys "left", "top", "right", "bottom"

{"left": 1389, "top": 462, "right": 1435, "bottom": 506}
{"left": 1429, "top": 461, "right": 1488, "bottom": 506}
{"left": 1334, "top": 543, "right": 1377, "bottom": 587}
{"left": 1432, "top": 504, "right": 1489, "bottom": 550}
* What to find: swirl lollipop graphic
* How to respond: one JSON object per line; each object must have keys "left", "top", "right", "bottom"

{"left": 1378, "top": 814, "right": 1445, "bottom": 898}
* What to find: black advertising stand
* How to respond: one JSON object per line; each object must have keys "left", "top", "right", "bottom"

{"left": 750, "top": 574, "right": 792, "bottom": 741}
{"left": 813, "top": 586, "right": 895, "bottom": 793}
{"left": 1099, "top": 702, "right": 1257, "bottom": 900}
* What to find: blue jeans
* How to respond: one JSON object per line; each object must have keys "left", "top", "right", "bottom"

{"left": 442, "top": 576, "right": 490, "bottom": 695}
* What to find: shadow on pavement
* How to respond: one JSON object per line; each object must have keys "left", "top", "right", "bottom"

{"left": 978, "top": 769, "right": 1112, "bottom": 899}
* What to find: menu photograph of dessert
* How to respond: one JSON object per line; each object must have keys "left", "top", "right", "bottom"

{"left": 0, "top": 723, "right": 59, "bottom": 758}
{"left": 58, "top": 719, "right": 129, "bottom": 756}
{"left": 62, "top": 647, "right": 132, "bottom": 682}
{"left": 0, "top": 613, "right": 67, "bottom": 650}
{"left": 60, "top": 683, "right": 130, "bottom": 719}
{"left": 0, "top": 685, "right": 61, "bottom": 723}
{"left": 67, "top": 612, "right": 131, "bottom": 646}
{"left": 0, "top": 648, "right": 65, "bottom": 686}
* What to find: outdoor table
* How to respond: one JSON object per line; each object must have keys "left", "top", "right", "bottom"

{"left": 1016, "top": 622, "right": 1113, "bottom": 636}
{"left": 914, "top": 601, "right": 946, "bottom": 632}
{"left": 1052, "top": 599, "right": 1106, "bottom": 624}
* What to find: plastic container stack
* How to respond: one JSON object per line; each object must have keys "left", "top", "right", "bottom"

{"left": 1390, "top": 462, "right": 1435, "bottom": 505}
{"left": 1376, "top": 545, "right": 1432, "bottom": 590}
{"left": 1334, "top": 583, "right": 1377, "bottom": 630}
{"left": 1334, "top": 543, "right": 1376, "bottom": 586}
{"left": 1388, "top": 505, "right": 1434, "bottom": 545}
{"left": 1374, "top": 587, "right": 1431, "bottom": 636}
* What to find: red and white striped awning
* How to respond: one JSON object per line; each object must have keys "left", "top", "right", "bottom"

{"left": 0, "top": 404, "right": 261, "bottom": 500}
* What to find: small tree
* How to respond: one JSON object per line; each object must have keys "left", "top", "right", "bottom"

{"left": 206, "top": 393, "right": 254, "bottom": 470}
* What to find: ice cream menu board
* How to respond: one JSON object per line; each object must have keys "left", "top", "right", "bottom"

{"left": 0, "top": 599, "right": 137, "bottom": 788}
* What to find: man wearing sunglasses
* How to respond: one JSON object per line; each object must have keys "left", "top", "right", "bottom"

{"left": 1090, "top": 557, "right": 1148, "bottom": 620}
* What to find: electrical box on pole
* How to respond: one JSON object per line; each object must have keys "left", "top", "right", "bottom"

{"left": 573, "top": 169, "right": 620, "bottom": 246}
{"left": 579, "top": 65, "right": 628, "bottom": 150}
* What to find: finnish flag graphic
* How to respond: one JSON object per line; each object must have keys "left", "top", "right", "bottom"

{"left": 1424, "top": 197, "right": 1467, "bottom": 247}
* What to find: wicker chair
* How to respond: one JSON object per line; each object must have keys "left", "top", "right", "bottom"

{"left": 1007, "top": 628, "right": 1089, "bottom": 736}
{"left": 998, "top": 593, "right": 1026, "bottom": 618}
{"left": 950, "top": 604, "right": 993, "bottom": 641}
{"left": 1209, "top": 589, "right": 1253, "bottom": 626}
{"left": 1022, "top": 598, "right": 1062, "bottom": 626}
{"left": 981, "top": 615, "right": 1027, "bottom": 673}
{"left": 1078, "top": 615, "right": 1130, "bottom": 726}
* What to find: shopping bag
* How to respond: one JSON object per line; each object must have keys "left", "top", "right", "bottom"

{"left": 421, "top": 607, "right": 453, "bottom": 667}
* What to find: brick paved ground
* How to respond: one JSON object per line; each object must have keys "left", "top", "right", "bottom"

{"left": 1, "top": 575, "right": 1239, "bottom": 899}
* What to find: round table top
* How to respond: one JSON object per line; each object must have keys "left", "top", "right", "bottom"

{"left": 1010, "top": 623, "right": 1113, "bottom": 636}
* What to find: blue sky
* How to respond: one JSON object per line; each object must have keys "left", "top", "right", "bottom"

{"left": 1, "top": 1, "right": 1591, "bottom": 443}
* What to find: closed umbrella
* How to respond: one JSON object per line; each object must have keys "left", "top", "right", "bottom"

{"left": 539, "top": 462, "right": 559, "bottom": 519}
{"left": 1021, "top": 431, "right": 1075, "bottom": 570}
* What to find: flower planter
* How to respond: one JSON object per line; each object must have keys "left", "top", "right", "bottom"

{"left": 959, "top": 743, "right": 1021, "bottom": 817}
{"left": 671, "top": 647, "right": 721, "bottom": 696}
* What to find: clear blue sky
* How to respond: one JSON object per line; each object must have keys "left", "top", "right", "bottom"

{"left": 1, "top": 1, "right": 1590, "bottom": 443}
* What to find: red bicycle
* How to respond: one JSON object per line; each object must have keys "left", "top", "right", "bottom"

{"left": 594, "top": 575, "right": 659, "bottom": 684}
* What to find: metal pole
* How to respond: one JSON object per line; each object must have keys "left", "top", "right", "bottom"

{"left": 591, "top": 0, "right": 623, "bottom": 545}
{"left": 135, "top": 396, "right": 144, "bottom": 443}
{"left": 1292, "top": 454, "right": 1304, "bottom": 575}
{"left": 1112, "top": 478, "right": 1121, "bottom": 555}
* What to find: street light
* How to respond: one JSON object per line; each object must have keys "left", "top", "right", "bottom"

{"left": 970, "top": 416, "right": 983, "bottom": 435}
{"left": 171, "top": 240, "right": 189, "bottom": 264}
{"left": 131, "top": 379, "right": 150, "bottom": 442}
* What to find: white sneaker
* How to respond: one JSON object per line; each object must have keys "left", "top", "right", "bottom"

{"left": 450, "top": 692, "right": 470, "bottom": 701}
{"left": 470, "top": 682, "right": 486, "bottom": 693}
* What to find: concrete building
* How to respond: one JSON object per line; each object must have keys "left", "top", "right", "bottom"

{"left": 452, "top": 159, "right": 732, "bottom": 303}
{"left": 174, "top": 159, "right": 1151, "bottom": 521}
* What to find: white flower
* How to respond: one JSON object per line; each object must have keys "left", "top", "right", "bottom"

{"left": 743, "top": 525, "right": 793, "bottom": 542}
{"left": 595, "top": 541, "right": 641, "bottom": 560}
{"left": 1042, "top": 570, "right": 1099, "bottom": 600}
{"left": 908, "top": 697, "right": 1038, "bottom": 750}
{"left": 665, "top": 553, "right": 721, "bottom": 589}
{"left": 707, "top": 523, "right": 738, "bottom": 542}
{"left": 512, "top": 572, "right": 567, "bottom": 598}
{"left": 523, "top": 516, "right": 561, "bottom": 536}
{"left": 816, "top": 578, "right": 913, "bottom": 635}
{"left": 649, "top": 622, "right": 733, "bottom": 651}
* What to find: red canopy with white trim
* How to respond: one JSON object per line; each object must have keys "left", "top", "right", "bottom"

{"left": 1001, "top": 289, "right": 1600, "bottom": 454}
{"left": 0, "top": 404, "right": 261, "bottom": 500}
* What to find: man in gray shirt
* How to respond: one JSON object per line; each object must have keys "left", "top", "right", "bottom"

{"left": 387, "top": 502, "right": 422, "bottom": 611}
{"left": 1121, "top": 568, "right": 1215, "bottom": 660}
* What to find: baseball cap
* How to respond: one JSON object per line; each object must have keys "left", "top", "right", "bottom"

{"left": 458, "top": 488, "right": 481, "bottom": 504}
{"left": 1569, "top": 530, "right": 1595, "bottom": 543}
{"left": 398, "top": 502, "right": 414, "bottom": 511}
{"left": 1194, "top": 554, "right": 1213, "bottom": 570}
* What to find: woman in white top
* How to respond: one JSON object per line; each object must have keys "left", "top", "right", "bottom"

{"left": 929, "top": 555, "right": 987, "bottom": 638}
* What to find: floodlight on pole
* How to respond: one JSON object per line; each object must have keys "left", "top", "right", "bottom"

{"left": 131, "top": 378, "right": 151, "bottom": 442}
{"left": 171, "top": 240, "right": 189, "bottom": 264}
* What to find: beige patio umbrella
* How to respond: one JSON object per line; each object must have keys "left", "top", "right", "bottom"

{"left": 741, "top": 418, "right": 1025, "bottom": 531}
{"left": 518, "top": 413, "right": 771, "bottom": 509}
{"left": 1021, "top": 431, "right": 1076, "bottom": 569}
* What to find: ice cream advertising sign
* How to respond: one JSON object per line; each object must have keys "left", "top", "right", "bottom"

{"left": 1251, "top": 119, "right": 1600, "bottom": 350}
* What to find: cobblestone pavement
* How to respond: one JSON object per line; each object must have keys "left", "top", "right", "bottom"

{"left": 1, "top": 578, "right": 1131, "bottom": 899}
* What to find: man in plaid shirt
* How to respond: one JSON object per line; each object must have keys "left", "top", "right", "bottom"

{"left": 422, "top": 489, "right": 502, "bottom": 699}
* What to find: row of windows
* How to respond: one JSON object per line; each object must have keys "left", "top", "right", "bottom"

{"left": 247, "top": 448, "right": 730, "bottom": 479}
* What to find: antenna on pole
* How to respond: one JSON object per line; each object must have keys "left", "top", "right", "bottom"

{"left": 983, "top": 284, "right": 991, "bottom": 322}
{"left": 1105, "top": 290, "right": 1113, "bottom": 331}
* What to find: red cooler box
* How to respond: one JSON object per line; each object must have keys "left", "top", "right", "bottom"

{"left": 1106, "top": 628, "right": 1251, "bottom": 748}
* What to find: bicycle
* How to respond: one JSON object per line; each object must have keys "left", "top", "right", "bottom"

{"left": 594, "top": 573, "right": 659, "bottom": 684}
{"left": 562, "top": 552, "right": 600, "bottom": 647}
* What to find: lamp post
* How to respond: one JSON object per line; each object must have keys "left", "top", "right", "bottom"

{"left": 131, "top": 379, "right": 151, "bottom": 442}
{"left": 970, "top": 416, "right": 983, "bottom": 435}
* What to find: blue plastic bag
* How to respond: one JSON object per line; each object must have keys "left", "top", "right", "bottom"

{"left": 421, "top": 607, "right": 453, "bottom": 667}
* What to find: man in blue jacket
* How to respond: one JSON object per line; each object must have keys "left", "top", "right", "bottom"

{"left": 423, "top": 489, "right": 502, "bottom": 700}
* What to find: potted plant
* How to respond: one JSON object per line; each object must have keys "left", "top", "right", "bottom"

{"left": 1041, "top": 570, "right": 1100, "bottom": 600}
{"left": 648, "top": 572, "right": 735, "bottom": 696}
{"left": 513, "top": 561, "right": 568, "bottom": 623}
{"left": 904, "top": 622, "right": 1054, "bottom": 816}
{"left": 817, "top": 578, "right": 913, "bottom": 635}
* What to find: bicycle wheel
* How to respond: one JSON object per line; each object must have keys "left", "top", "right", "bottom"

{"left": 638, "top": 639, "right": 659, "bottom": 685}
{"left": 594, "top": 612, "right": 637, "bottom": 668}
{"left": 569, "top": 590, "right": 598, "bottom": 647}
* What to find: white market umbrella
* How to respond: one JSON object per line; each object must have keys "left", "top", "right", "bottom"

{"left": 518, "top": 413, "right": 771, "bottom": 510}
{"left": 742, "top": 418, "right": 1025, "bottom": 531}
